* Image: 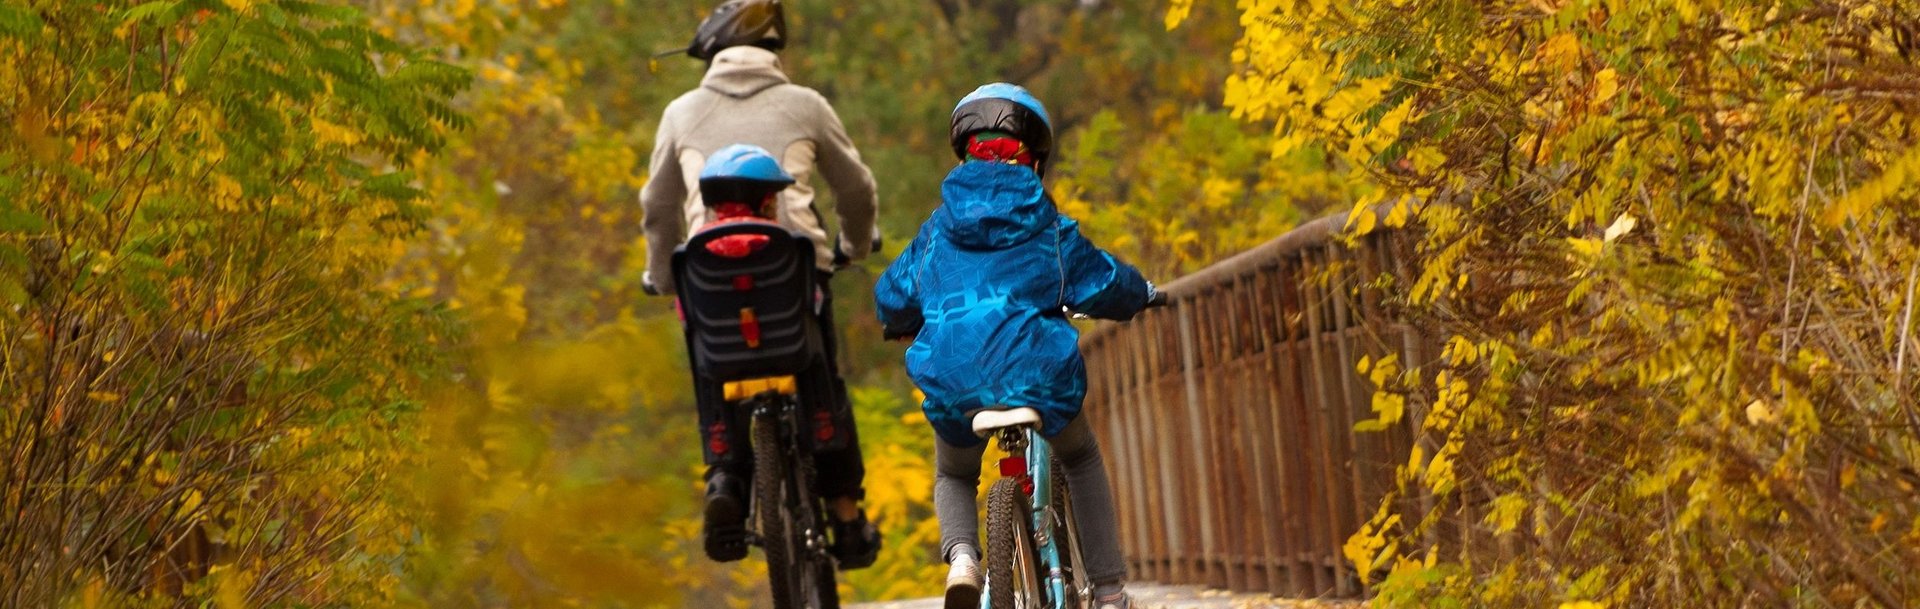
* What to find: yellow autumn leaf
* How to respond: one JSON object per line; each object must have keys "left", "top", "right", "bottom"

{"left": 1165, "top": 0, "right": 1193, "bottom": 31}
{"left": 212, "top": 174, "right": 244, "bottom": 211}
{"left": 1538, "top": 32, "right": 1583, "bottom": 72}
{"left": 1566, "top": 236, "right": 1605, "bottom": 260}
{"left": 1593, "top": 68, "right": 1620, "bottom": 105}
{"left": 312, "top": 116, "right": 365, "bottom": 147}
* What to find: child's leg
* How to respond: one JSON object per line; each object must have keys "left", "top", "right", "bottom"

{"left": 1052, "top": 416, "right": 1128, "bottom": 594}
{"left": 934, "top": 434, "right": 988, "bottom": 561}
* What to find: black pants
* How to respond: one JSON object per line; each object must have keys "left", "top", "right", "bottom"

{"left": 694, "top": 271, "right": 865, "bottom": 500}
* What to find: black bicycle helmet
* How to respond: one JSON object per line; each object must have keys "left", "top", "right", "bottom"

{"left": 950, "top": 83, "right": 1054, "bottom": 174}
{"left": 687, "top": 0, "right": 787, "bottom": 61}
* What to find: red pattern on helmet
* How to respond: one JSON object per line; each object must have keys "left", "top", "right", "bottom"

{"left": 966, "top": 135, "right": 1034, "bottom": 167}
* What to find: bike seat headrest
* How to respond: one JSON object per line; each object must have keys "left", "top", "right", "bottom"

{"left": 970, "top": 407, "right": 1043, "bottom": 437}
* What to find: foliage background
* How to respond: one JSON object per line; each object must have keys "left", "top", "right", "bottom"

{"left": 4, "top": 0, "right": 1327, "bottom": 606}
{"left": 1198, "top": 0, "right": 1920, "bottom": 606}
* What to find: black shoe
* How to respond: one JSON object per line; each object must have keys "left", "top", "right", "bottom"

{"left": 703, "top": 473, "right": 748, "bottom": 562}
{"left": 829, "top": 510, "right": 881, "bottom": 570}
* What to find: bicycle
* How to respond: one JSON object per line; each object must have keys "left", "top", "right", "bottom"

{"left": 973, "top": 293, "right": 1167, "bottom": 609}
{"left": 974, "top": 407, "right": 1092, "bottom": 609}
{"left": 736, "top": 381, "right": 840, "bottom": 609}
{"left": 673, "top": 220, "right": 847, "bottom": 609}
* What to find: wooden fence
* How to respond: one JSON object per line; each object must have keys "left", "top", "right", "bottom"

{"left": 1080, "top": 209, "right": 1436, "bottom": 599}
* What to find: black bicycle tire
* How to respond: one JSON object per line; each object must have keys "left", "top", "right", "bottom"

{"left": 755, "top": 413, "right": 801, "bottom": 609}
{"left": 789, "top": 434, "right": 840, "bottom": 609}
{"left": 986, "top": 477, "right": 1029, "bottom": 609}
{"left": 815, "top": 560, "right": 841, "bottom": 608}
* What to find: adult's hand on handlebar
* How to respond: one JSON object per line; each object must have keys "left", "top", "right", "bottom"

{"left": 831, "top": 235, "right": 884, "bottom": 271}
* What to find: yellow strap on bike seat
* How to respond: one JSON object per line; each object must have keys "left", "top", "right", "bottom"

{"left": 723, "top": 376, "right": 797, "bottom": 401}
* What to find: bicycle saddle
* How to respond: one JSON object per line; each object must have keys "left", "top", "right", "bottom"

{"left": 970, "top": 407, "right": 1043, "bottom": 437}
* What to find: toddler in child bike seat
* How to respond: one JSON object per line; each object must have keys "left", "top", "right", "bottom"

{"left": 875, "top": 83, "right": 1157, "bottom": 609}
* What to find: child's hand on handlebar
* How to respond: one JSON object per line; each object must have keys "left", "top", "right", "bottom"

{"left": 1145, "top": 281, "right": 1169, "bottom": 308}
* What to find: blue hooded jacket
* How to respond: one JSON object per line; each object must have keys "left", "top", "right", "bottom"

{"left": 876, "top": 161, "right": 1152, "bottom": 448}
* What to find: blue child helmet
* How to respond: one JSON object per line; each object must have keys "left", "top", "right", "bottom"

{"left": 950, "top": 82, "right": 1054, "bottom": 173}
{"left": 700, "top": 144, "right": 795, "bottom": 207}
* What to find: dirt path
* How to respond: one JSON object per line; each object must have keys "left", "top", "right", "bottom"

{"left": 849, "top": 584, "right": 1365, "bottom": 609}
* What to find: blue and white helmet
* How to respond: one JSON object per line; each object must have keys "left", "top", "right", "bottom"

{"left": 950, "top": 82, "right": 1054, "bottom": 173}
{"left": 700, "top": 144, "right": 795, "bottom": 207}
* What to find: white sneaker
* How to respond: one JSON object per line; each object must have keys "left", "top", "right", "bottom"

{"left": 943, "top": 553, "right": 982, "bottom": 609}
{"left": 1095, "top": 591, "right": 1132, "bottom": 609}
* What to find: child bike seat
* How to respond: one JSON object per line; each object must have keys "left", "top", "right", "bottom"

{"left": 672, "top": 221, "right": 825, "bottom": 382}
{"left": 970, "top": 407, "right": 1043, "bottom": 437}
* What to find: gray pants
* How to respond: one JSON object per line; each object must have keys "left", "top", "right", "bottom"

{"left": 935, "top": 415, "right": 1128, "bottom": 585}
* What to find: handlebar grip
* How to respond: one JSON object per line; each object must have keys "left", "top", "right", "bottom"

{"left": 1146, "top": 290, "right": 1170, "bottom": 308}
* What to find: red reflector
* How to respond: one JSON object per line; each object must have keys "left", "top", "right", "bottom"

{"left": 740, "top": 307, "right": 760, "bottom": 348}
{"left": 999, "top": 456, "right": 1027, "bottom": 478}
{"left": 708, "top": 421, "right": 730, "bottom": 455}
{"left": 814, "top": 410, "right": 836, "bottom": 443}
{"left": 733, "top": 275, "right": 753, "bottom": 291}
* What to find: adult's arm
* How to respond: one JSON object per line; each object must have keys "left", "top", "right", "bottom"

{"left": 805, "top": 91, "right": 879, "bottom": 261}
{"left": 639, "top": 111, "right": 687, "bottom": 295}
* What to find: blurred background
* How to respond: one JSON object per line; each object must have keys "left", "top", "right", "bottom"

{"left": 355, "top": 0, "right": 1336, "bottom": 606}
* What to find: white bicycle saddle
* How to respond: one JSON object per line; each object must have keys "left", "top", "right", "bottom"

{"left": 970, "top": 408, "right": 1043, "bottom": 437}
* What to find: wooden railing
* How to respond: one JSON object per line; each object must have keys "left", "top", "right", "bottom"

{"left": 1080, "top": 209, "right": 1432, "bottom": 599}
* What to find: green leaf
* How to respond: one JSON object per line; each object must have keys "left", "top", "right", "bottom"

{"left": 120, "top": 1, "right": 181, "bottom": 26}
{"left": 0, "top": 3, "right": 43, "bottom": 38}
{"left": 0, "top": 205, "right": 48, "bottom": 233}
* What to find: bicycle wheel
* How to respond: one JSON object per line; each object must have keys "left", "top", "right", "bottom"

{"left": 790, "top": 444, "right": 840, "bottom": 609}
{"left": 755, "top": 410, "right": 838, "bottom": 609}
{"left": 814, "top": 560, "right": 841, "bottom": 608}
{"left": 986, "top": 477, "right": 1040, "bottom": 609}
{"left": 755, "top": 413, "right": 802, "bottom": 609}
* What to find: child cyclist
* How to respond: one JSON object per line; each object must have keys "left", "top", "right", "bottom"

{"left": 875, "top": 83, "right": 1157, "bottom": 609}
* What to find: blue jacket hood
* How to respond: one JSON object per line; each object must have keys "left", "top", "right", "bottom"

{"left": 934, "top": 161, "right": 1054, "bottom": 250}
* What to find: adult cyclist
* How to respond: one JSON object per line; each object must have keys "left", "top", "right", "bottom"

{"left": 639, "top": 0, "right": 881, "bottom": 569}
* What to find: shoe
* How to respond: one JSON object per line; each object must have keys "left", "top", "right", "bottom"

{"left": 942, "top": 552, "right": 982, "bottom": 609}
{"left": 702, "top": 472, "right": 748, "bottom": 562}
{"left": 1094, "top": 591, "right": 1133, "bottom": 609}
{"left": 828, "top": 510, "right": 881, "bottom": 569}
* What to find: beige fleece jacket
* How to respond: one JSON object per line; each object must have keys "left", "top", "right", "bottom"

{"left": 639, "top": 46, "right": 879, "bottom": 294}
